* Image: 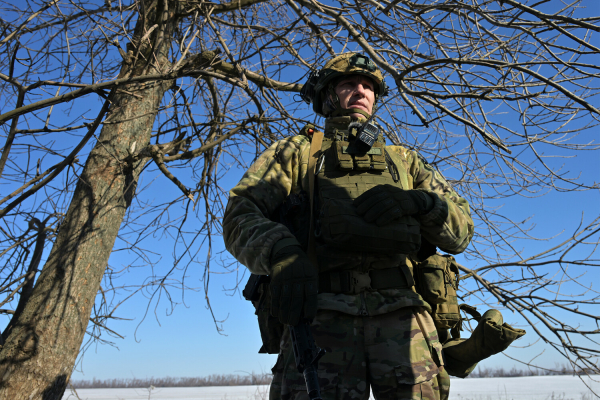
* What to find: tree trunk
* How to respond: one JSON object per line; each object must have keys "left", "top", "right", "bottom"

{"left": 0, "top": 2, "right": 176, "bottom": 399}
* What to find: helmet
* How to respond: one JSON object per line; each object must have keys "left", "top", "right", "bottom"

{"left": 300, "top": 52, "right": 388, "bottom": 118}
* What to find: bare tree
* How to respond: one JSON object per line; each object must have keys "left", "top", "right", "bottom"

{"left": 0, "top": 0, "right": 598, "bottom": 398}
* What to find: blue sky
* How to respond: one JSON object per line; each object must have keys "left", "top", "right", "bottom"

{"left": 1, "top": 0, "right": 598, "bottom": 383}
{"left": 5, "top": 107, "right": 597, "bottom": 382}
{"left": 3, "top": 60, "right": 597, "bottom": 385}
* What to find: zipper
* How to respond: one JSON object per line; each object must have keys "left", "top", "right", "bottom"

{"left": 359, "top": 292, "right": 369, "bottom": 316}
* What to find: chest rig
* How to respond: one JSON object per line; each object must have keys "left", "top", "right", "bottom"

{"left": 313, "top": 121, "right": 421, "bottom": 258}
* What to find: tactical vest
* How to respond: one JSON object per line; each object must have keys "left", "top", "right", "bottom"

{"left": 313, "top": 128, "right": 421, "bottom": 258}
{"left": 244, "top": 125, "right": 468, "bottom": 354}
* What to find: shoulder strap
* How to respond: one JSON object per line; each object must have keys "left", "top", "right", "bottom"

{"left": 307, "top": 130, "right": 324, "bottom": 268}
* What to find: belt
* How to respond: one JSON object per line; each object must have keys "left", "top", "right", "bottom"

{"left": 318, "top": 266, "right": 414, "bottom": 295}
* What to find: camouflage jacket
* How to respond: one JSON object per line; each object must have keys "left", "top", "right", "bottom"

{"left": 223, "top": 117, "right": 474, "bottom": 316}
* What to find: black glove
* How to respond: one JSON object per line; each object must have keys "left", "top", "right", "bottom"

{"left": 270, "top": 245, "right": 318, "bottom": 326}
{"left": 354, "top": 185, "right": 433, "bottom": 226}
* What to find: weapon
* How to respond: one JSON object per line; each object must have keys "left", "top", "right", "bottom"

{"left": 290, "top": 322, "right": 326, "bottom": 400}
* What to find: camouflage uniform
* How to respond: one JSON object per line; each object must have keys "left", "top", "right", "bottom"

{"left": 270, "top": 308, "right": 451, "bottom": 400}
{"left": 223, "top": 55, "right": 473, "bottom": 400}
{"left": 224, "top": 119, "right": 472, "bottom": 399}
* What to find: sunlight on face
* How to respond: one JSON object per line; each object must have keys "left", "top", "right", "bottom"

{"left": 334, "top": 75, "right": 376, "bottom": 119}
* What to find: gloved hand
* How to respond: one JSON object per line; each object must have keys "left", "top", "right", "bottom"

{"left": 270, "top": 245, "right": 318, "bottom": 326}
{"left": 354, "top": 185, "right": 433, "bottom": 226}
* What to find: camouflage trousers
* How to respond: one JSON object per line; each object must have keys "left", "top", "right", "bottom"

{"left": 270, "top": 307, "right": 450, "bottom": 400}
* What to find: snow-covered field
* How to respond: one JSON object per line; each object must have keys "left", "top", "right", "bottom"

{"left": 62, "top": 375, "right": 600, "bottom": 400}
{"left": 447, "top": 375, "right": 599, "bottom": 399}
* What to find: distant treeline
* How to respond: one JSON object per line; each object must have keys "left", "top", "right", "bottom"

{"left": 469, "top": 364, "right": 596, "bottom": 378}
{"left": 71, "top": 366, "right": 596, "bottom": 388}
{"left": 70, "top": 373, "right": 273, "bottom": 389}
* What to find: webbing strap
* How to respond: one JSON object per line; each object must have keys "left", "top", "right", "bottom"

{"left": 307, "top": 130, "right": 324, "bottom": 268}
{"left": 450, "top": 304, "right": 482, "bottom": 339}
{"left": 318, "top": 267, "right": 413, "bottom": 294}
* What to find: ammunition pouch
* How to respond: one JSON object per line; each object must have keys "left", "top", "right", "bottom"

{"left": 332, "top": 139, "right": 387, "bottom": 171}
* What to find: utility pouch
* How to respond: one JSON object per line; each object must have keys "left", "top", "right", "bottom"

{"left": 332, "top": 139, "right": 387, "bottom": 172}
{"left": 415, "top": 254, "right": 461, "bottom": 330}
{"left": 368, "top": 142, "right": 387, "bottom": 171}
{"left": 354, "top": 148, "right": 371, "bottom": 170}
{"left": 243, "top": 274, "right": 284, "bottom": 354}
{"left": 333, "top": 140, "right": 354, "bottom": 170}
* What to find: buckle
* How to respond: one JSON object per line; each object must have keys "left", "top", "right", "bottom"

{"left": 350, "top": 271, "right": 372, "bottom": 294}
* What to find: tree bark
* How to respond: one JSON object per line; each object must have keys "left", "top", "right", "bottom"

{"left": 0, "top": 2, "right": 176, "bottom": 399}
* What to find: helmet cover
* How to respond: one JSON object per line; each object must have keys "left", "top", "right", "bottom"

{"left": 300, "top": 53, "right": 388, "bottom": 117}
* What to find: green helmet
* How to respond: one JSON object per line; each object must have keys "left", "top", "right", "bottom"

{"left": 300, "top": 52, "right": 388, "bottom": 118}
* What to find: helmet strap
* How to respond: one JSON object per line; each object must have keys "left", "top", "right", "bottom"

{"left": 342, "top": 107, "right": 371, "bottom": 119}
{"left": 323, "top": 84, "right": 343, "bottom": 117}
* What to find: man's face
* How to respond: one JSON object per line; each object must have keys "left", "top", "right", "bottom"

{"left": 334, "top": 75, "right": 376, "bottom": 119}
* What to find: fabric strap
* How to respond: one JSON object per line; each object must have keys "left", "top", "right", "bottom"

{"left": 318, "top": 266, "right": 414, "bottom": 294}
{"left": 307, "top": 130, "right": 324, "bottom": 268}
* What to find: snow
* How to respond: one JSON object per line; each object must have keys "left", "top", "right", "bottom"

{"left": 448, "top": 375, "right": 599, "bottom": 399}
{"left": 61, "top": 385, "right": 271, "bottom": 400}
{"left": 62, "top": 376, "right": 600, "bottom": 400}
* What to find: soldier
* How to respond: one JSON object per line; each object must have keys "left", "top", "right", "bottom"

{"left": 224, "top": 53, "right": 475, "bottom": 400}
